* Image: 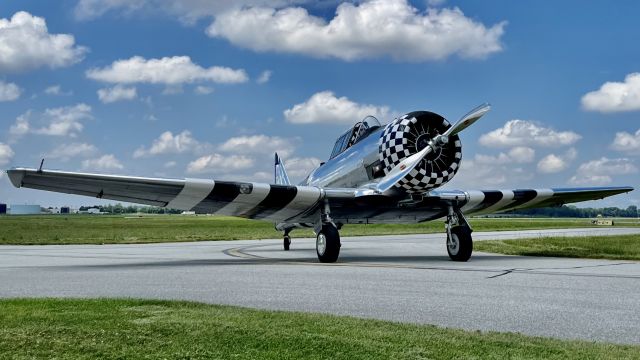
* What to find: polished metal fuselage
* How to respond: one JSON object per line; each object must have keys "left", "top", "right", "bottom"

{"left": 302, "top": 127, "right": 384, "bottom": 189}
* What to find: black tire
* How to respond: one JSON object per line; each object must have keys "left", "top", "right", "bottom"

{"left": 283, "top": 235, "right": 291, "bottom": 251}
{"left": 447, "top": 226, "right": 472, "bottom": 262}
{"left": 316, "top": 224, "right": 341, "bottom": 263}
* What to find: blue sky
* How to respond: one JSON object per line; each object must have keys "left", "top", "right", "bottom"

{"left": 1, "top": 0, "right": 639, "bottom": 208}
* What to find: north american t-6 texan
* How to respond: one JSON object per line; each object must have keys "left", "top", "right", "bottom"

{"left": 6, "top": 104, "right": 634, "bottom": 262}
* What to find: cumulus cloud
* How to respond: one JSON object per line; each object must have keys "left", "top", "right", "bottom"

{"left": 74, "top": 0, "right": 312, "bottom": 23}
{"left": 187, "top": 154, "right": 254, "bottom": 174}
{"left": 44, "top": 85, "right": 72, "bottom": 96}
{"left": 194, "top": 85, "right": 214, "bottom": 95}
{"left": 581, "top": 73, "right": 640, "bottom": 113}
{"left": 219, "top": 135, "right": 295, "bottom": 157}
{"left": 479, "top": 120, "right": 581, "bottom": 148}
{"left": 9, "top": 104, "right": 92, "bottom": 138}
{"left": 86, "top": 56, "right": 248, "bottom": 85}
{"left": 0, "top": 142, "right": 14, "bottom": 166}
{"left": 256, "top": 70, "right": 272, "bottom": 84}
{"left": 569, "top": 157, "right": 637, "bottom": 186}
{"left": 97, "top": 85, "right": 137, "bottom": 103}
{"left": 0, "top": 11, "right": 87, "bottom": 73}
{"left": 207, "top": 0, "right": 505, "bottom": 62}
{"left": 611, "top": 129, "right": 640, "bottom": 155}
{"left": 81, "top": 154, "right": 124, "bottom": 171}
{"left": 537, "top": 148, "right": 577, "bottom": 174}
{"left": 284, "top": 91, "right": 389, "bottom": 124}
{"left": 474, "top": 147, "right": 535, "bottom": 165}
{"left": 0, "top": 81, "right": 21, "bottom": 101}
{"left": 47, "top": 143, "right": 98, "bottom": 161}
{"left": 133, "top": 130, "right": 207, "bottom": 158}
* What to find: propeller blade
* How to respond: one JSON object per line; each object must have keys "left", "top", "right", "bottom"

{"left": 375, "top": 144, "right": 433, "bottom": 193}
{"left": 444, "top": 103, "right": 491, "bottom": 137}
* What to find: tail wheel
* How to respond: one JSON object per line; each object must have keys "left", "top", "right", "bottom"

{"left": 283, "top": 235, "right": 291, "bottom": 251}
{"left": 316, "top": 224, "right": 341, "bottom": 263}
{"left": 447, "top": 226, "right": 472, "bottom": 262}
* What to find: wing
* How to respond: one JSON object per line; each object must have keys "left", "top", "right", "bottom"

{"left": 5, "top": 168, "right": 350, "bottom": 223}
{"left": 431, "top": 187, "right": 634, "bottom": 216}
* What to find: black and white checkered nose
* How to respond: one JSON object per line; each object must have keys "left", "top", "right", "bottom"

{"left": 378, "top": 111, "right": 462, "bottom": 193}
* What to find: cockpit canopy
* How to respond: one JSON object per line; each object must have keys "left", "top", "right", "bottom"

{"left": 329, "top": 116, "right": 381, "bottom": 159}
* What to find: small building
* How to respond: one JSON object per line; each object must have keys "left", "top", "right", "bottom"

{"left": 9, "top": 204, "right": 41, "bottom": 215}
{"left": 0, "top": 203, "right": 7, "bottom": 214}
{"left": 60, "top": 207, "right": 70, "bottom": 214}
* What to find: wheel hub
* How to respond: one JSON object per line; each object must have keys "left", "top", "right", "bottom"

{"left": 447, "top": 234, "right": 460, "bottom": 255}
{"left": 316, "top": 233, "right": 327, "bottom": 256}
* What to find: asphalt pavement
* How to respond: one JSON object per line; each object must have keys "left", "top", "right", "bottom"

{"left": 1, "top": 227, "right": 639, "bottom": 344}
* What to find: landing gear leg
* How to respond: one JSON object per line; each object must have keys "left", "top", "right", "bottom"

{"left": 315, "top": 200, "right": 341, "bottom": 263}
{"left": 445, "top": 206, "right": 473, "bottom": 262}
{"left": 283, "top": 231, "right": 291, "bottom": 251}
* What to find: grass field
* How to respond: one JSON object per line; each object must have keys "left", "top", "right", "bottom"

{"left": 0, "top": 214, "right": 638, "bottom": 245}
{"left": 475, "top": 234, "right": 640, "bottom": 261}
{"left": 1, "top": 298, "right": 638, "bottom": 359}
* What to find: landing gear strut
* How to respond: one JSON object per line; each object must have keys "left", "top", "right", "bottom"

{"left": 315, "top": 200, "right": 341, "bottom": 263}
{"left": 446, "top": 206, "right": 473, "bottom": 262}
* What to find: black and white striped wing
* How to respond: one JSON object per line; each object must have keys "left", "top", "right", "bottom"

{"left": 6, "top": 168, "right": 326, "bottom": 222}
{"left": 459, "top": 187, "right": 634, "bottom": 215}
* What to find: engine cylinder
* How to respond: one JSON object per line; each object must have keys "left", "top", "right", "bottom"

{"left": 378, "top": 111, "right": 462, "bottom": 193}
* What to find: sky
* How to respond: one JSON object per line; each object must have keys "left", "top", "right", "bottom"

{"left": 0, "top": 0, "right": 639, "bottom": 209}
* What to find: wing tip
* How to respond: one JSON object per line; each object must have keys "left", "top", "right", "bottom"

{"left": 6, "top": 168, "right": 28, "bottom": 188}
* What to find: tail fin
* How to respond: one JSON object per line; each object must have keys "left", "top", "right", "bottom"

{"left": 274, "top": 153, "right": 291, "bottom": 185}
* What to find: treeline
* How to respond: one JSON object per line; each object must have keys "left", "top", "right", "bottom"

{"left": 79, "top": 204, "right": 183, "bottom": 214}
{"left": 506, "top": 205, "right": 638, "bottom": 218}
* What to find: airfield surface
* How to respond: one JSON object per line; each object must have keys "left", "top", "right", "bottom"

{"left": 1, "top": 227, "right": 639, "bottom": 344}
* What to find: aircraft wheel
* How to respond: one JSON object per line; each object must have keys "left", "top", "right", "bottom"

{"left": 283, "top": 235, "right": 291, "bottom": 251}
{"left": 447, "top": 226, "right": 472, "bottom": 262}
{"left": 316, "top": 224, "right": 341, "bottom": 263}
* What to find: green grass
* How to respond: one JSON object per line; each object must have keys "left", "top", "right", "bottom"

{"left": 475, "top": 234, "right": 640, "bottom": 260}
{"left": 0, "top": 214, "right": 637, "bottom": 245}
{"left": 0, "top": 298, "right": 638, "bottom": 359}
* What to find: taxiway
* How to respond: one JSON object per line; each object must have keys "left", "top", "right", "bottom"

{"left": 1, "top": 227, "right": 639, "bottom": 344}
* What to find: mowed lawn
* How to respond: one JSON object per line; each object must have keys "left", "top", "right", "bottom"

{"left": 475, "top": 234, "right": 640, "bottom": 261}
{"left": 0, "top": 215, "right": 637, "bottom": 245}
{"left": 1, "top": 299, "right": 638, "bottom": 360}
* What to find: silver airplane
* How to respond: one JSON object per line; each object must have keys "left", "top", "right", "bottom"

{"left": 6, "top": 104, "right": 634, "bottom": 262}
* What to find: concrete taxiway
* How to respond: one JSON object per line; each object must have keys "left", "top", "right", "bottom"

{"left": 1, "top": 227, "right": 639, "bottom": 344}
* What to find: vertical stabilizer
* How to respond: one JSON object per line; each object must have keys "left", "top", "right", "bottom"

{"left": 274, "top": 153, "right": 291, "bottom": 185}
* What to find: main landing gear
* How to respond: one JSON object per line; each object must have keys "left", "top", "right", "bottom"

{"left": 445, "top": 206, "right": 473, "bottom": 262}
{"left": 314, "top": 200, "right": 341, "bottom": 263}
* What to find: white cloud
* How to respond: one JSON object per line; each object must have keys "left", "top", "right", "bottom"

{"left": 569, "top": 157, "right": 637, "bottom": 186}
{"left": 9, "top": 104, "right": 92, "bottom": 138}
{"left": 36, "top": 104, "right": 92, "bottom": 137}
{"left": 74, "top": 0, "right": 311, "bottom": 23}
{"left": 97, "top": 85, "right": 137, "bottom": 103}
{"left": 207, "top": 0, "right": 505, "bottom": 62}
{"left": 0, "top": 11, "right": 87, "bottom": 73}
{"left": 284, "top": 91, "right": 389, "bottom": 124}
{"left": 81, "top": 154, "right": 124, "bottom": 171}
{"left": 611, "top": 129, "right": 640, "bottom": 155}
{"left": 86, "top": 56, "right": 248, "bottom": 85}
{"left": 473, "top": 147, "right": 536, "bottom": 166}
{"left": 47, "top": 143, "right": 98, "bottom": 161}
{"left": 537, "top": 148, "right": 577, "bottom": 174}
{"left": 219, "top": 135, "right": 295, "bottom": 157}
{"left": 0, "top": 142, "right": 14, "bottom": 166}
{"left": 164, "top": 160, "right": 177, "bottom": 168}
{"left": 133, "top": 130, "right": 207, "bottom": 158}
{"left": 0, "top": 81, "right": 21, "bottom": 101}
{"left": 479, "top": 120, "right": 581, "bottom": 148}
{"left": 256, "top": 70, "right": 272, "bottom": 84}
{"left": 581, "top": 73, "right": 640, "bottom": 113}
{"left": 194, "top": 85, "right": 214, "bottom": 95}
{"left": 9, "top": 113, "right": 30, "bottom": 137}
{"left": 44, "top": 85, "right": 72, "bottom": 96}
{"left": 187, "top": 154, "right": 254, "bottom": 174}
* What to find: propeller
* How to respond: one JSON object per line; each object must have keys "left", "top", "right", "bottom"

{"left": 375, "top": 103, "right": 491, "bottom": 194}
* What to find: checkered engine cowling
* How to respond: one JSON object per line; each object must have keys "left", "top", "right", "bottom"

{"left": 378, "top": 111, "right": 462, "bottom": 193}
